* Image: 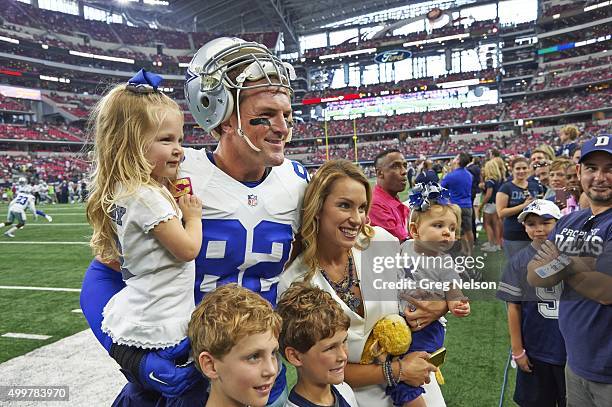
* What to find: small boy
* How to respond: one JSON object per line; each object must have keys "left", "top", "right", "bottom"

{"left": 276, "top": 282, "right": 358, "bottom": 407}
{"left": 496, "top": 200, "right": 566, "bottom": 407}
{"left": 188, "top": 283, "right": 282, "bottom": 407}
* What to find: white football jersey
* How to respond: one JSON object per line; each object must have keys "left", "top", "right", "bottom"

{"left": 178, "top": 148, "right": 309, "bottom": 305}
{"left": 9, "top": 192, "right": 35, "bottom": 213}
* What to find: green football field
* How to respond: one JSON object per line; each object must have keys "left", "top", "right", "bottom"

{"left": 0, "top": 201, "right": 519, "bottom": 406}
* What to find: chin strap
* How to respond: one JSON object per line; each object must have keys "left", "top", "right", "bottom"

{"left": 235, "top": 86, "right": 262, "bottom": 153}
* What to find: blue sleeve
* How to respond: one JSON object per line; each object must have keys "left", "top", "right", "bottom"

{"left": 440, "top": 173, "right": 449, "bottom": 188}
{"left": 80, "top": 259, "right": 125, "bottom": 352}
{"left": 498, "top": 182, "right": 509, "bottom": 195}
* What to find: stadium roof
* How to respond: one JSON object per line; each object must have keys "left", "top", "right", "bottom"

{"left": 165, "top": 0, "right": 485, "bottom": 49}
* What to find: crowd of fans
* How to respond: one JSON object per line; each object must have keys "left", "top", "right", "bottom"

{"left": 303, "top": 19, "right": 498, "bottom": 60}
{"left": 1, "top": 0, "right": 279, "bottom": 50}
{"left": 0, "top": 95, "right": 31, "bottom": 112}
{"left": 1, "top": 152, "right": 89, "bottom": 184}
{"left": 304, "top": 69, "right": 496, "bottom": 100}
{"left": 0, "top": 123, "right": 84, "bottom": 142}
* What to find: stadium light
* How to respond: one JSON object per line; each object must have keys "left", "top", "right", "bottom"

{"left": 319, "top": 48, "right": 376, "bottom": 60}
{"left": 584, "top": 1, "right": 611, "bottom": 12}
{"left": 0, "top": 35, "right": 19, "bottom": 44}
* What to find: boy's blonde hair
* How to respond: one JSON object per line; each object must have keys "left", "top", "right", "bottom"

{"left": 410, "top": 203, "right": 462, "bottom": 239}
{"left": 276, "top": 282, "right": 350, "bottom": 358}
{"left": 299, "top": 160, "right": 374, "bottom": 282}
{"left": 188, "top": 284, "right": 281, "bottom": 371}
{"left": 86, "top": 84, "right": 183, "bottom": 262}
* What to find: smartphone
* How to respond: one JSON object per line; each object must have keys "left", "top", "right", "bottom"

{"left": 428, "top": 347, "right": 447, "bottom": 367}
{"left": 555, "top": 189, "right": 571, "bottom": 205}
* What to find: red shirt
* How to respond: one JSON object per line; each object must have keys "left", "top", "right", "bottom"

{"left": 370, "top": 184, "right": 410, "bottom": 241}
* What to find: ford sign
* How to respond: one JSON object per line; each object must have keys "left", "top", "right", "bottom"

{"left": 374, "top": 49, "right": 412, "bottom": 64}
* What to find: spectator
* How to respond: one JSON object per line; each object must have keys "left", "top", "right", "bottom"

{"left": 370, "top": 149, "right": 410, "bottom": 241}
{"left": 557, "top": 125, "right": 580, "bottom": 158}
{"left": 527, "top": 136, "right": 612, "bottom": 406}
{"left": 496, "top": 157, "right": 536, "bottom": 258}
{"left": 441, "top": 153, "right": 474, "bottom": 256}
{"left": 466, "top": 155, "right": 482, "bottom": 241}
{"left": 478, "top": 159, "right": 503, "bottom": 252}
{"left": 415, "top": 160, "right": 439, "bottom": 185}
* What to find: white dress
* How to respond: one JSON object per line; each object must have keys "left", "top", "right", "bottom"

{"left": 101, "top": 185, "right": 195, "bottom": 349}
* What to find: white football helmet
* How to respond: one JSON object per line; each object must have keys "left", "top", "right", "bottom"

{"left": 185, "top": 37, "right": 296, "bottom": 150}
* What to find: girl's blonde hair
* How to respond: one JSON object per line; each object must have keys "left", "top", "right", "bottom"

{"left": 483, "top": 159, "right": 503, "bottom": 182}
{"left": 86, "top": 84, "right": 183, "bottom": 262}
{"left": 299, "top": 160, "right": 374, "bottom": 282}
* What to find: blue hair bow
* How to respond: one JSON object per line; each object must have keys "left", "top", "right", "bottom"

{"left": 408, "top": 182, "right": 451, "bottom": 212}
{"left": 126, "top": 68, "right": 163, "bottom": 93}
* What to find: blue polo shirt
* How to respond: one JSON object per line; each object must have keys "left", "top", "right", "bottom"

{"left": 551, "top": 207, "right": 612, "bottom": 383}
{"left": 441, "top": 167, "right": 473, "bottom": 208}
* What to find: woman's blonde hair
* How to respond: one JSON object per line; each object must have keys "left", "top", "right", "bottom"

{"left": 86, "top": 84, "right": 183, "bottom": 262}
{"left": 483, "top": 159, "right": 503, "bottom": 182}
{"left": 492, "top": 156, "right": 506, "bottom": 179}
{"left": 299, "top": 160, "right": 374, "bottom": 281}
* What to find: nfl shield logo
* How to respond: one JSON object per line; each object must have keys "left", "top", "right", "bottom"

{"left": 247, "top": 194, "right": 258, "bottom": 207}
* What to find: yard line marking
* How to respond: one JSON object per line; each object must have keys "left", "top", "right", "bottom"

{"left": 0, "top": 241, "right": 88, "bottom": 245}
{"left": 0, "top": 285, "right": 81, "bottom": 292}
{"left": 2, "top": 333, "right": 52, "bottom": 340}
{"left": 71, "top": 309, "right": 83, "bottom": 313}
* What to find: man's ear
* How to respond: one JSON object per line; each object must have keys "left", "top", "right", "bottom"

{"left": 284, "top": 346, "right": 304, "bottom": 367}
{"left": 576, "top": 164, "right": 581, "bottom": 181}
{"left": 199, "top": 351, "right": 220, "bottom": 380}
{"left": 219, "top": 120, "right": 234, "bottom": 137}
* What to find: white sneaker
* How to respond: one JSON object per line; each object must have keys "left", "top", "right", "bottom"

{"left": 45, "top": 215, "right": 53, "bottom": 222}
{"left": 4, "top": 231, "right": 14, "bottom": 238}
{"left": 482, "top": 243, "right": 497, "bottom": 252}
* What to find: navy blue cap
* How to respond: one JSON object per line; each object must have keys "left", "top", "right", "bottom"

{"left": 579, "top": 135, "right": 612, "bottom": 163}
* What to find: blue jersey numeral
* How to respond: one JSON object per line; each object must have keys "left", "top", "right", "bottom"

{"left": 292, "top": 161, "right": 310, "bottom": 182}
{"left": 195, "top": 219, "right": 292, "bottom": 305}
{"left": 16, "top": 195, "right": 28, "bottom": 205}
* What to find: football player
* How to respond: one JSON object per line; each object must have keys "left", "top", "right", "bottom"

{"left": 1, "top": 189, "right": 37, "bottom": 237}
{"left": 80, "top": 37, "right": 309, "bottom": 406}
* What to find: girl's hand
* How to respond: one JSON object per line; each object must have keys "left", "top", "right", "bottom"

{"left": 178, "top": 195, "right": 202, "bottom": 222}
{"left": 522, "top": 196, "right": 535, "bottom": 207}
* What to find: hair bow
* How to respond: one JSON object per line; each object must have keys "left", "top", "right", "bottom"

{"left": 126, "top": 68, "right": 163, "bottom": 93}
{"left": 408, "top": 182, "right": 451, "bottom": 212}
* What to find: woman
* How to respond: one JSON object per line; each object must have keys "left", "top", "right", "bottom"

{"left": 279, "top": 160, "right": 445, "bottom": 407}
{"left": 496, "top": 157, "right": 535, "bottom": 258}
{"left": 478, "top": 159, "right": 503, "bottom": 252}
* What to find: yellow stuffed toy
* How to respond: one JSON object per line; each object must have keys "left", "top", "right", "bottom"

{"left": 360, "top": 314, "right": 411, "bottom": 365}
{"left": 360, "top": 314, "right": 445, "bottom": 385}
